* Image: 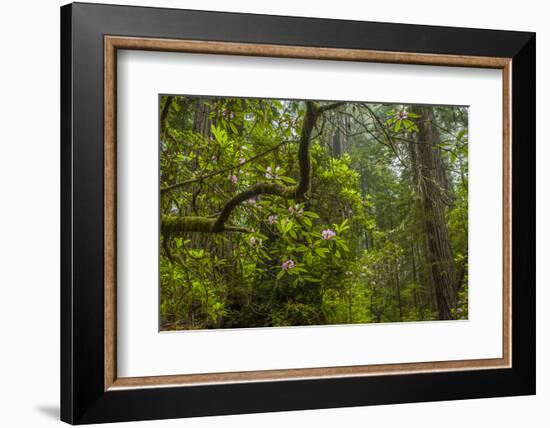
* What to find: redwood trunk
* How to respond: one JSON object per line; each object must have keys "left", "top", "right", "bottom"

{"left": 410, "top": 106, "right": 457, "bottom": 320}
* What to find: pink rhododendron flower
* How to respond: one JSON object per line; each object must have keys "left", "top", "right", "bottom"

{"left": 395, "top": 110, "right": 409, "bottom": 121}
{"left": 267, "top": 215, "right": 278, "bottom": 225}
{"left": 288, "top": 204, "right": 303, "bottom": 217}
{"left": 265, "top": 166, "right": 281, "bottom": 180}
{"left": 228, "top": 174, "right": 238, "bottom": 184}
{"left": 211, "top": 155, "right": 218, "bottom": 161}
{"left": 239, "top": 156, "right": 246, "bottom": 165}
{"left": 281, "top": 259, "right": 295, "bottom": 271}
{"left": 322, "top": 229, "right": 336, "bottom": 240}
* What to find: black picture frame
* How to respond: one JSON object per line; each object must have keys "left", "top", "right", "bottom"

{"left": 61, "top": 2, "right": 535, "bottom": 424}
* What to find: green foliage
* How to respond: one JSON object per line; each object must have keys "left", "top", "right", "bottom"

{"left": 159, "top": 97, "right": 468, "bottom": 330}
{"left": 385, "top": 109, "right": 420, "bottom": 132}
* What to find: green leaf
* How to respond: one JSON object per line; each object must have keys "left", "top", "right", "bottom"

{"left": 303, "top": 211, "right": 319, "bottom": 219}
{"left": 315, "top": 248, "right": 329, "bottom": 257}
{"left": 211, "top": 125, "right": 229, "bottom": 146}
{"left": 279, "top": 176, "right": 297, "bottom": 184}
{"left": 337, "top": 240, "right": 350, "bottom": 252}
{"left": 451, "top": 152, "right": 457, "bottom": 164}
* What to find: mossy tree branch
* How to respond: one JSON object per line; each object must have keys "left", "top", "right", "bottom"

{"left": 160, "top": 96, "right": 174, "bottom": 135}
{"left": 162, "top": 101, "right": 341, "bottom": 235}
{"left": 212, "top": 182, "right": 296, "bottom": 232}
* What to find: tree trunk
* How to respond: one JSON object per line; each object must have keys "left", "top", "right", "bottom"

{"left": 331, "top": 107, "right": 348, "bottom": 157}
{"left": 410, "top": 242, "right": 421, "bottom": 313}
{"left": 193, "top": 99, "right": 211, "bottom": 136}
{"left": 395, "top": 262, "right": 403, "bottom": 321}
{"left": 410, "top": 106, "right": 458, "bottom": 320}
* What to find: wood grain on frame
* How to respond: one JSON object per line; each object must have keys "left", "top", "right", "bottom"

{"left": 104, "top": 36, "right": 117, "bottom": 390}
{"left": 104, "top": 35, "right": 512, "bottom": 391}
{"left": 502, "top": 62, "right": 512, "bottom": 367}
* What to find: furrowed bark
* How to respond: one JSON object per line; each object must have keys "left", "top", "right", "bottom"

{"left": 410, "top": 105, "right": 458, "bottom": 320}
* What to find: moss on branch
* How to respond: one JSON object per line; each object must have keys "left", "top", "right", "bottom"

{"left": 162, "top": 101, "right": 345, "bottom": 236}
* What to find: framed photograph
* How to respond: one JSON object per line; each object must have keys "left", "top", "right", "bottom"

{"left": 61, "top": 2, "right": 535, "bottom": 424}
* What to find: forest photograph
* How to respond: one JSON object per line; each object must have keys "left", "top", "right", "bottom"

{"left": 159, "top": 95, "right": 469, "bottom": 331}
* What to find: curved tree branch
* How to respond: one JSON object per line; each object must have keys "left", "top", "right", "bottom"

{"left": 294, "top": 100, "right": 318, "bottom": 200}
{"left": 162, "top": 100, "right": 342, "bottom": 235}
{"left": 318, "top": 102, "right": 346, "bottom": 113}
{"left": 162, "top": 215, "right": 251, "bottom": 234}
{"left": 160, "top": 96, "right": 174, "bottom": 135}
{"left": 212, "top": 182, "right": 295, "bottom": 232}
